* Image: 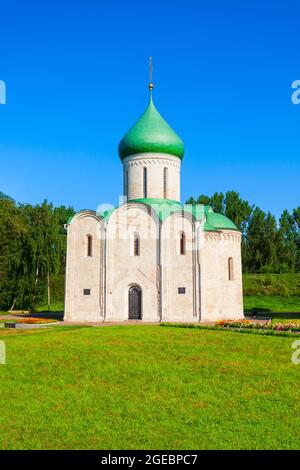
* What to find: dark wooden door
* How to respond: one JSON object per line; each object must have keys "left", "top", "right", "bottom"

{"left": 129, "top": 286, "right": 142, "bottom": 320}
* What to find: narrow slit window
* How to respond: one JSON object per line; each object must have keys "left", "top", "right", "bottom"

{"left": 134, "top": 233, "right": 140, "bottom": 256}
{"left": 124, "top": 169, "right": 128, "bottom": 196}
{"left": 180, "top": 232, "right": 186, "bottom": 255}
{"left": 143, "top": 167, "right": 147, "bottom": 198}
{"left": 163, "top": 167, "right": 168, "bottom": 199}
{"left": 228, "top": 257, "right": 234, "bottom": 280}
{"left": 87, "top": 235, "right": 92, "bottom": 257}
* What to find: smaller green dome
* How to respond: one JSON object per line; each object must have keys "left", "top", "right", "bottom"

{"left": 205, "top": 210, "right": 238, "bottom": 231}
{"left": 118, "top": 93, "right": 184, "bottom": 160}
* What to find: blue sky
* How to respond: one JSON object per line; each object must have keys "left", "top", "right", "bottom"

{"left": 0, "top": 0, "right": 299, "bottom": 217}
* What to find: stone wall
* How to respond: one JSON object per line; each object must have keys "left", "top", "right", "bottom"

{"left": 123, "top": 153, "right": 181, "bottom": 201}
{"left": 201, "top": 230, "right": 243, "bottom": 321}
{"left": 161, "top": 213, "right": 198, "bottom": 322}
{"left": 105, "top": 203, "right": 160, "bottom": 322}
{"left": 64, "top": 208, "right": 244, "bottom": 323}
{"left": 64, "top": 211, "right": 103, "bottom": 321}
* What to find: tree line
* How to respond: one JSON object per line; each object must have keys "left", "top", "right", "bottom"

{"left": 186, "top": 191, "right": 300, "bottom": 274}
{"left": 0, "top": 191, "right": 74, "bottom": 311}
{"left": 0, "top": 190, "right": 299, "bottom": 311}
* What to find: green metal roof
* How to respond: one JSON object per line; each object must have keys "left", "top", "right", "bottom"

{"left": 99, "top": 198, "right": 238, "bottom": 232}
{"left": 130, "top": 198, "right": 182, "bottom": 222}
{"left": 101, "top": 207, "right": 116, "bottom": 222}
{"left": 118, "top": 93, "right": 184, "bottom": 160}
{"left": 205, "top": 211, "right": 238, "bottom": 231}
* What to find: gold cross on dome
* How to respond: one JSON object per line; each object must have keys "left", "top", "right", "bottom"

{"left": 149, "top": 57, "right": 153, "bottom": 91}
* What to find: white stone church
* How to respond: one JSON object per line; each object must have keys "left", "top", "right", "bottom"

{"left": 64, "top": 84, "right": 243, "bottom": 323}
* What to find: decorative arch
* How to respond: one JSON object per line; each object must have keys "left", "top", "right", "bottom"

{"left": 67, "top": 209, "right": 103, "bottom": 226}
{"left": 106, "top": 202, "right": 160, "bottom": 252}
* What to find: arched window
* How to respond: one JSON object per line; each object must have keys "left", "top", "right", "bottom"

{"left": 143, "top": 167, "right": 147, "bottom": 198}
{"left": 180, "top": 232, "right": 186, "bottom": 255}
{"left": 134, "top": 233, "right": 140, "bottom": 256}
{"left": 124, "top": 169, "right": 128, "bottom": 196}
{"left": 87, "top": 235, "right": 92, "bottom": 257}
{"left": 163, "top": 167, "right": 168, "bottom": 199}
{"left": 228, "top": 257, "right": 234, "bottom": 280}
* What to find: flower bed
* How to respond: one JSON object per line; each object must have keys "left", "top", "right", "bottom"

{"left": 10, "top": 318, "right": 58, "bottom": 324}
{"left": 160, "top": 322, "right": 300, "bottom": 337}
{"left": 216, "top": 319, "right": 267, "bottom": 329}
{"left": 9, "top": 310, "right": 29, "bottom": 315}
{"left": 216, "top": 319, "right": 300, "bottom": 332}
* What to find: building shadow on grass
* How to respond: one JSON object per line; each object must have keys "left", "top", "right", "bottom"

{"left": 245, "top": 308, "right": 300, "bottom": 319}
{"left": 26, "top": 311, "right": 64, "bottom": 321}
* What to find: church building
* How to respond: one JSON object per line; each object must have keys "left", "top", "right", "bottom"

{"left": 64, "top": 80, "right": 243, "bottom": 323}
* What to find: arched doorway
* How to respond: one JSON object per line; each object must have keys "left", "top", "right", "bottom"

{"left": 128, "top": 286, "right": 142, "bottom": 320}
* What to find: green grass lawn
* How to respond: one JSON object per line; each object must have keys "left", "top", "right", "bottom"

{"left": 0, "top": 325, "right": 300, "bottom": 450}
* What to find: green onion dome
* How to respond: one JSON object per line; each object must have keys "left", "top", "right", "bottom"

{"left": 118, "top": 92, "right": 184, "bottom": 160}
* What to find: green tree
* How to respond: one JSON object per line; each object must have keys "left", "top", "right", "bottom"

{"left": 186, "top": 190, "right": 253, "bottom": 236}
{"left": 209, "top": 192, "right": 225, "bottom": 214}
{"left": 293, "top": 207, "right": 300, "bottom": 272}
{"left": 185, "top": 196, "right": 197, "bottom": 205}
{"left": 275, "top": 209, "right": 298, "bottom": 273}
{"left": 0, "top": 199, "right": 27, "bottom": 310}
{"left": 54, "top": 205, "right": 75, "bottom": 274}
{"left": 224, "top": 191, "right": 253, "bottom": 236}
{"left": 0, "top": 192, "right": 74, "bottom": 311}
{"left": 243, "top": 208, "right": 278, "bottom": 273}
{"left": 22, "top": 201, "right": 65, "bottom": 311}
{"left": 0, "top": 191, "right": 14, "bottom": 202}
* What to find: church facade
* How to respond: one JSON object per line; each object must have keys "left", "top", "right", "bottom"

{"left": 64, "top": 86, "right": 243, "bottom": 323}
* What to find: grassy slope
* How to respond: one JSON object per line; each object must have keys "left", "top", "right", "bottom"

{"left": 243, "top": 273, "right": 300, "bottom": 297}
{"left": 0, "top": 325, "right": 300, "bottom": 450}
{"left": 244, "top": 295, "right": 300, "bottom": 312}
{"left": 243, "top": 274, "right": 300, "bottom": 312}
